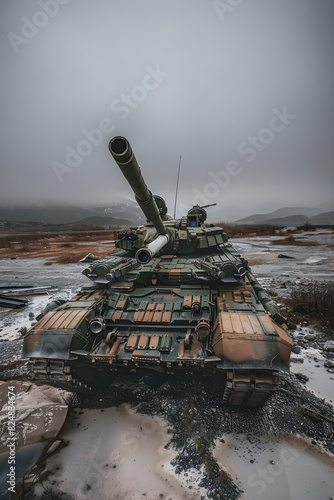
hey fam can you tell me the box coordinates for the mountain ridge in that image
[1,204,333,226]
[236,208,334,225]
[236,206,324,224]
[0,203,142,225]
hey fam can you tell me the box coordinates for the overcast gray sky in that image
[1,0,333,220]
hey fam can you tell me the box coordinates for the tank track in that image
[222,369,279,407]
[27,359,91,390]
[28,360,279,407]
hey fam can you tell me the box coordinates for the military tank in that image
[22,136,293,407]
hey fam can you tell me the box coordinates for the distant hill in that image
[0,203,143,225]
[236,206,324,224]
[267,214,309,225]
[310,210,334,225]
[1,203,333,227]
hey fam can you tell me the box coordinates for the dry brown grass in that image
[283,282,334,331]
[245,254,273,266]
[0,230,117,263]
[296,222,314,231]
[271,235,320,246]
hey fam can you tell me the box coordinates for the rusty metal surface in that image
[33,309,90,332]
[212,311,292,367]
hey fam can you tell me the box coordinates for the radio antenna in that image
[173,155,182,219]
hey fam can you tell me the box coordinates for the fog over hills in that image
[1,203,333,226]
[0,203,143,225]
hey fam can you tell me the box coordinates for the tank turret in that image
[109,137,233,265]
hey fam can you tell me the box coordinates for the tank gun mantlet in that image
[115,222,229,257]
[116,224,176,252]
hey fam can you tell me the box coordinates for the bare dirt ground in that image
[0,228,118,263]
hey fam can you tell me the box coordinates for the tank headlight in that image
[89,317,106,335]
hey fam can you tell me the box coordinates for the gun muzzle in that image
[135,234,169,264]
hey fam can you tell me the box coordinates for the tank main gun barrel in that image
[108,136,166,235]
[135,234,169,264]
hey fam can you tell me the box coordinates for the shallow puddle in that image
[291,346,334,403]
[37,405,202,500]
[213,434,334,500]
